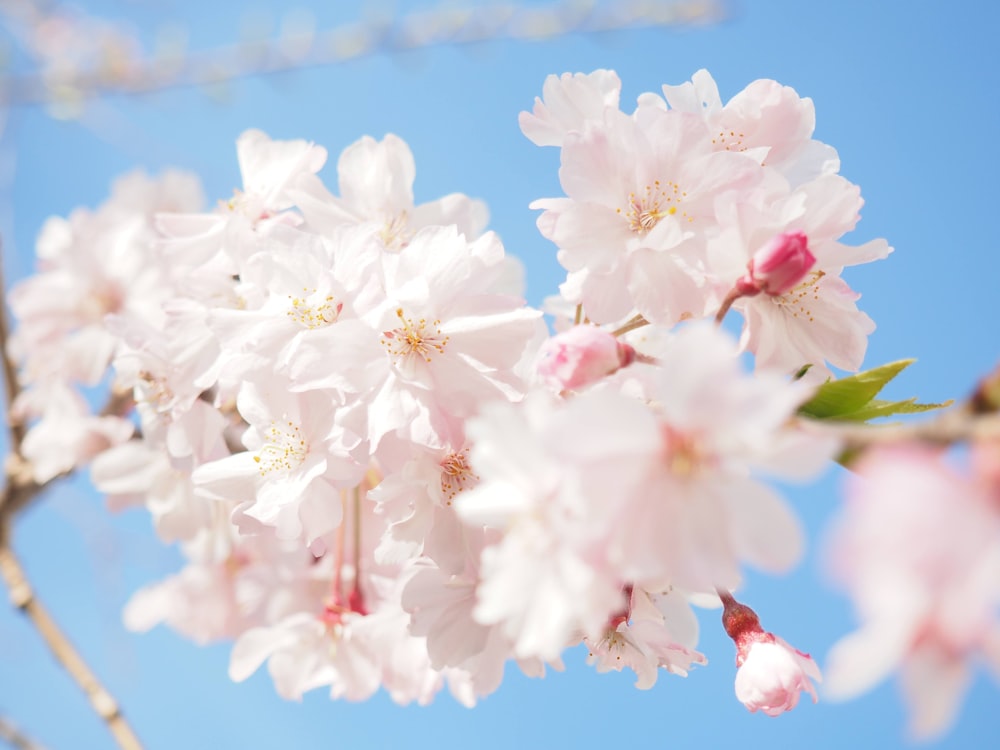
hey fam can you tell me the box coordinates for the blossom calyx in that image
[536,325,636,390]
[737,231,816,297]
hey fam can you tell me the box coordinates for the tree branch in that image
[0,238,24,449]
[0,715,48,750]
[0,523,143,750]
[0,241,143,748]
[804,407,1000,455]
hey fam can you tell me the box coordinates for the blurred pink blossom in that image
[536,325,635,390]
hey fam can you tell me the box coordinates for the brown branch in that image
[0,242,143,748]
[0,238,24,449]
[0,522,143,750]
[0,382,136,520]
[802,408,1000,455]
[0,714,48,750]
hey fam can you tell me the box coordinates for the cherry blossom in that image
[156,129,326,273]
[519,69,622,147]
[530,103,762,324]
[8,169,199,385]
[824,445,1000,739]
[584,587,706,689]
[292,133,488,251]
[15,381,134,483]
[602,323,835,593]
[192,379,366,546]
[659,68,840,186]
[707,171,891,378]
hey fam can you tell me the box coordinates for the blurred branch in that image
[0,238,142,748]
[0,0,728,113]
[813,409,1000,453]
[0,239,23,449]
[0,524,143,750]
[0,715,47,750]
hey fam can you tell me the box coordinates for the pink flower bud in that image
[537,325,635,390]
[737,231,816,297]
[721,592,821,717]
[735,637,821,717]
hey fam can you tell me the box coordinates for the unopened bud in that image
[719,591,821,717]
[737,231,816,297]
[537,325,636,390]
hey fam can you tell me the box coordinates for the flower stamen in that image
[381,308,449,364]
[440,449,479,505]
[616,180,691,233]
[287,287,342,329]
[771,270,825,323]
[254,420,308,476]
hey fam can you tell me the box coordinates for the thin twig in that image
[611,314,649,338]
[0,524,143,750]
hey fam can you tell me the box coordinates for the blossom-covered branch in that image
[1,63,995,743]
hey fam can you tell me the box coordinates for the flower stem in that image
[332,490,347,604]
[348,485,366,614]
[714,287,741,326]
[611,314,649,338]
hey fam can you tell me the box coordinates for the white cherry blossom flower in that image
[519,69,622,147]
[192,380,365,546]
[659,68,840,186]
[292,133,488,251]
[531,104,762,324]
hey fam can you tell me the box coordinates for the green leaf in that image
[831,397,953,422]
[797,359,951,423]
[798,359,915,419]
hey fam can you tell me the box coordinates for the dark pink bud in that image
[720,591,767,663]
[738,231,816,297]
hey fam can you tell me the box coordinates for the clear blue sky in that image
[1,1,998,748]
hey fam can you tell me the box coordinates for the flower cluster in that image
[523,69,890,379]
[7,69,931,721]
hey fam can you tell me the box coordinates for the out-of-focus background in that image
[0,1,997,748]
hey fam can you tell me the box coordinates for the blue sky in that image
[1,1,998,748]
